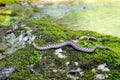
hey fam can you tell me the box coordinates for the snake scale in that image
[29,36,109,53]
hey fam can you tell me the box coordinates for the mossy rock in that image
[1,20,120,79]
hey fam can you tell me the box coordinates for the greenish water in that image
[39,2,120,37]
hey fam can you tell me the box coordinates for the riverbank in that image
[0,19,120,79]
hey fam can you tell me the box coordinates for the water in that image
[39,3,104,18]
[34,2,120,37]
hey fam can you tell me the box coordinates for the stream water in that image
[36,2,120,37]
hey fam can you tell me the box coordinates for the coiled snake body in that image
[29,37,109,53]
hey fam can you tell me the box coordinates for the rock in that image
[53,69,58,73]
[65,61,79,67]
[94,74,106,80]
[67,74,79,80]
[74,62,79,66]
[55,48,63,53]
[54,52,66,59]
[23,36,29,42]
[80,36,96,40]
[19,34,25,42]
[26,30,33,35]
[65,61,70,66]
[5,33,17,46]
[27,35,36,44]
[93,64,110,79]
[0,67,16,79]
[9,37,19,46]
[67,67,83,76]
[97,63,110,72]
[91,68,96,73]
[5,33,16,40]
[12,21,20,30]
[66,67,83,80]
[54,48,66,58]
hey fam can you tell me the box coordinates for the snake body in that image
[30,37,109,53]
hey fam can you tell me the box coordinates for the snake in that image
[5,28,109,53]
[29,36,109,53]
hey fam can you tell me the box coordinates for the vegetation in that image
[0,20,120,79]
[0,0,37,4]
[0,0,17,4]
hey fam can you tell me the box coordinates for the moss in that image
[0,0,36,4]
[0,20,120,79]
[0,0,17,4]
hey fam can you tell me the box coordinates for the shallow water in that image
[39,3,104,18]
[37,2,120,37]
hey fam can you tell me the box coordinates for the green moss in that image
[0,0,17,4]
[1,20,120,79]
[0,0,36,4]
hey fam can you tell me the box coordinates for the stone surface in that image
[97,63,110,72]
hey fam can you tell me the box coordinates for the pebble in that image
[0,67,16,79]
[12,21,20,30]
[97,63,110,72]
[74,62,79,66]
[53,69,57,73]
[94,74,106,80]
[55,48,63,53]
[23,36,29,42]
[65,61,70,66]
[26,30,33,34]
[67,74,79,80]
[19,34,25,42]
[54,48,66,58]
[67,67,83,75]
[91,68,96,73]
[55,53,66,59]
